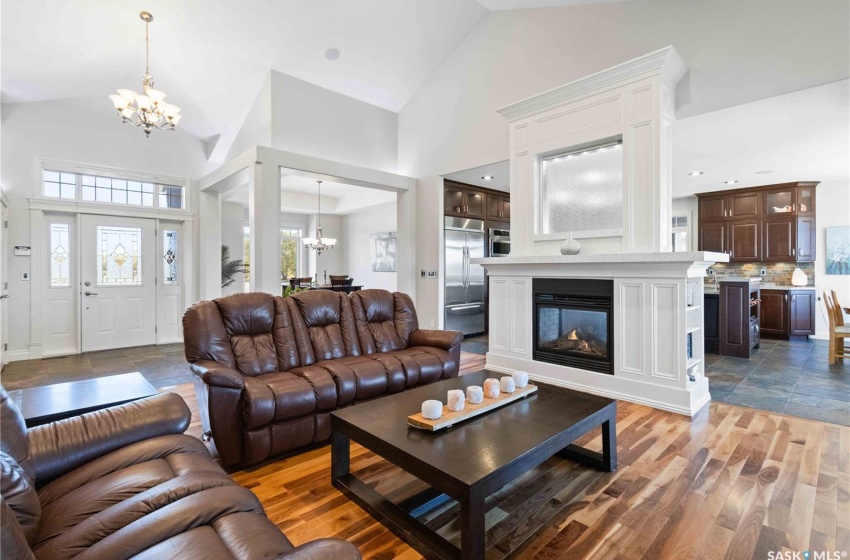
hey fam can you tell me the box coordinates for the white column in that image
[396,186,417,300]
[249,161,282,295]
[198,190,222,301]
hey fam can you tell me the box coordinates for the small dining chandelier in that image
[303,181,337,255]
[109,11,182,137]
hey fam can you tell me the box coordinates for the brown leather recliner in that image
[184,289,463,468]
[0,386,361,560]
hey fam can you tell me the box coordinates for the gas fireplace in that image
[533,278,614,374]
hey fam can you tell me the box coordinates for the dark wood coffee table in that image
[330,370,617,560]
[7,372,158,427]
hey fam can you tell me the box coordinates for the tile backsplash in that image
[707,262,815,286]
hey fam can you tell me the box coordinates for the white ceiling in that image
[2,0,847,171]
[444,161,510,192]
[672,80,849,197]
[478,0,638,9]
[0,0,487,144]
[223,173,397,215]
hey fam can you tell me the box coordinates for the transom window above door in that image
[42,169,184,209]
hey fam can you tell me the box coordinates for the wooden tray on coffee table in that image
[407,383,537,431]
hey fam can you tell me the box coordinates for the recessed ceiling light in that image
[724,180,738,185]
[689,171,704,176]
[755,170,775,174]
[325,48,340,61]
[482,175,494,180]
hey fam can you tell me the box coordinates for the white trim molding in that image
[496,46,687,121]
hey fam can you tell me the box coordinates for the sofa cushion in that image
[217,293,278,376]
[34,434,235,559]
[374,346,454,387]
[130,510,294,560]
[1,498,35,560]
[0,388,34,481]
[350,291,419,354]
[0,451,40,544]
[290,291,361,361]
[245,372,317,427]
[312,356,405,404]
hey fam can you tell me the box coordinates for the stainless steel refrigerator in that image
[445,217,486,336]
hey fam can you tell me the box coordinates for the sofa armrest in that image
[28,392,190,486]
[409,329,464,351]
[191,360,246,389]
[276,539,361,560]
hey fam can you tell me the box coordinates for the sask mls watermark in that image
[767,551,847,560]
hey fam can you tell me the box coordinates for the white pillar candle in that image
[500,376,516,394]
[466,386,483,404]
[512,371,529,388]
[447,390,465,412]
[422,400,443,420]
[483,379,500,399]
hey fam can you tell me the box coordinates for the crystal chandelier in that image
[109,12,182,137]
[303,181,337,255]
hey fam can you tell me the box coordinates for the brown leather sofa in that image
[184,289,462,468]
[0,386,360,560]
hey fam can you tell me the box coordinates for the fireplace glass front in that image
[533,279,613,374]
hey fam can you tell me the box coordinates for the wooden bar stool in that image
[824,291,850,364]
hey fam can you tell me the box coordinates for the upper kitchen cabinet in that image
[444,181,486,219]
[487,193,510,221]
[697,182,818,263]
[763,182,818,217]
[444,180,510,223]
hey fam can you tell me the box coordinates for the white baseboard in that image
[6,350,31,362]
[485,354,709,417]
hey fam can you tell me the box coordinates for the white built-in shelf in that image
[686,357,702,369]
[686,305,701,312]
[686,326,701,334]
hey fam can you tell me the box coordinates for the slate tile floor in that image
[1,337,847,426]
[0,343,193,391]
[705,338,850,426]
[461,334,489,356]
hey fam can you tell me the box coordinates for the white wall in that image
[341,202,397,292]
[270,72,398,173]
[226,76,272,163]
[813,180,850,339]
[221,202,246,295]
[0,97,215,359]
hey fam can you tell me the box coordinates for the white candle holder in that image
[421,400,443,419]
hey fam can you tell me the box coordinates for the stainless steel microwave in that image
[489,228,511,256]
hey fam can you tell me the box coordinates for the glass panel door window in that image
[163,230,179,285]
[671,213,690,252]
[97,226,143,286]
[49,224,71,287]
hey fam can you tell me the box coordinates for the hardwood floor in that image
[162,351,848,560]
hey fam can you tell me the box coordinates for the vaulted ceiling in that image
[2,0,847,171]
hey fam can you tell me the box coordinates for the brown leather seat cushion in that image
[34,434,237,558]
[372,346,454,387]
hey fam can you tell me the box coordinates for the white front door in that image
[80,215,156,351]
[1,199,8,365]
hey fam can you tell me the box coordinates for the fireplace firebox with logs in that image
[533,278,613,374]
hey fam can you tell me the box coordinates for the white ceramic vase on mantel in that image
[560,234,581,255]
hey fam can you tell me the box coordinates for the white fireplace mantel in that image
[473,251,729,416]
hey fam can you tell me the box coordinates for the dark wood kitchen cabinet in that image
[719,279,760,358]
[699,223,727,254]
[487,193,510,221]
[444,181,485,219]
[759,288,816,339]
[697,181,818,263]
[728,219,760,262]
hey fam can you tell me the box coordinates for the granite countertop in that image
[704,283,816,292]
